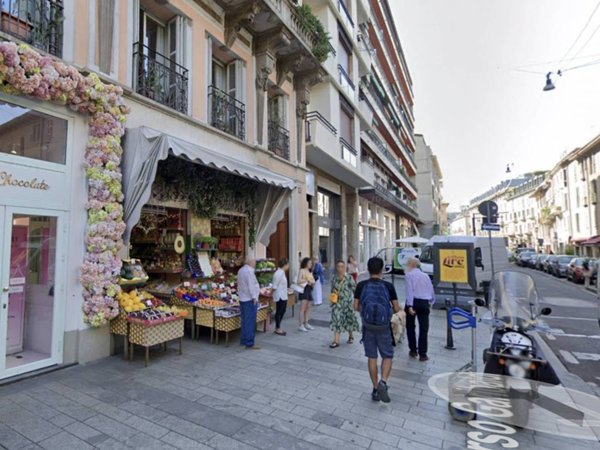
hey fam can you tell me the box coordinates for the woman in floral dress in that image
[329,260,360,348]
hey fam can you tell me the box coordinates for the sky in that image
[391,0,600,211]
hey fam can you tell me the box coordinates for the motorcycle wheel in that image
[448,401,476,422]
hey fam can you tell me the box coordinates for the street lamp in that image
[506,163,514,174]
[543,71,562,92]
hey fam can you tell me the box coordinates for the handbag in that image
[329,277,346,304]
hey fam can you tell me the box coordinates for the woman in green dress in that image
[329,260,360,348]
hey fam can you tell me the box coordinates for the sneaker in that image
[377,380,390,403]
[298,325,308,332]
[371,389,380,402]
[245,345,261,350]
[304,323,314,330]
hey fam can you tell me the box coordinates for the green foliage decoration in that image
[295,4,331,62]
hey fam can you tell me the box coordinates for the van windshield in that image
[420,246,433,263]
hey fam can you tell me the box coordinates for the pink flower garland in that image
[0,42,129,327]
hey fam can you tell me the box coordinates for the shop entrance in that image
[0,207,66,380]
[317,190,341,273]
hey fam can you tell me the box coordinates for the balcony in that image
[358,89,373,129]
[360,181,418,220]
[305,111,369,188]
[337,0,354,32]
[268,120,290,160]
[357,25,373,77]
[338,64,355,101]
[363,129,417,195]
[0,0,63,57]
[133,43,188,114]
[208,85,246,140]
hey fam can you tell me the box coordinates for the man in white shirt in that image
[237,257,261,350]
[272,259,290,336]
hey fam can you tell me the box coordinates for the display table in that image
[213,305,270,346]
[128,318,184,367]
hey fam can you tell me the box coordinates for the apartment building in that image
[415,134,444,238]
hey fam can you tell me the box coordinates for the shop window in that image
[318,192,330,217]
[318,226,330,237]
[0,100,67,165]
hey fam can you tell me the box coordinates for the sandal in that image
[329,342,340,348]
[347,337,354,344]
[274,330,287,336]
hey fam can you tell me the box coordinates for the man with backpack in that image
[354,257,401,403]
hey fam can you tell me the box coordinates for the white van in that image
[419,235,510,308]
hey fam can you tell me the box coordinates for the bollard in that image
[445,298,456,350]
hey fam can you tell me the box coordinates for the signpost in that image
[433,243,477,350]
[478,200,500,283]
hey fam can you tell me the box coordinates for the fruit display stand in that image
[128,317,184,367]
[110,312,131,359]
[213,303,270,346]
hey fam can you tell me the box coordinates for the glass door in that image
[0,207,65,379]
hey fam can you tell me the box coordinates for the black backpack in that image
[359,280,392,330]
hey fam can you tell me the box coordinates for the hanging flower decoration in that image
[0,42,129,327]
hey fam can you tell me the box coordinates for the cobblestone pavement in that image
[0,276,598,449]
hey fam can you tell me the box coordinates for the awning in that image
[572,236,591,244]
[582,235,600,245]
[122,127,295,246]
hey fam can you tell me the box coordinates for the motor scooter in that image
[449,270,560,426]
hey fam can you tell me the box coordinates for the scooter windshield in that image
[489,270,547,331]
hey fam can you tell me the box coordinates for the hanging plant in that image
[295,4,331,63]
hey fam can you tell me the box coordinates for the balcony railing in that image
[133,42,188,114]
[305,111,337,143]
[340,137,357,167]
[374,181,417,216]
[0,0,63,57]
[338,0,354,30]
[268,120,290,160]
[208,85,246,140]
[366,129,404,177]
[338,64,355,99]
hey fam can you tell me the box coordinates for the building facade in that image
[415,134,444,238]
[0,0,419,380]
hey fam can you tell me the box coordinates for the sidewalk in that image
[0,278,597,449]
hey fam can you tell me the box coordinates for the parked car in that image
[534,254,548,270]
[567,257,590,283]
[544,255,558,273]
[514,247,535,259]
[517,251,537,267]
[549,255,573,277]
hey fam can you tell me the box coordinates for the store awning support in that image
[122,126,296,247]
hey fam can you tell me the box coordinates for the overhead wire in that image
[558,0,600,66]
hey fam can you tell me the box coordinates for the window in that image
[576,213,580,233]
[318,192,330,217]
[0,100,67,165]
[318,227,330,237]
[591,179,598,204]
[563,168,568,187]
[338,29,352,76]
[340,100,356,166]
[576,188,580,208]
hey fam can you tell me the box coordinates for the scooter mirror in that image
[540,307,552,316]
[474,298,486,307]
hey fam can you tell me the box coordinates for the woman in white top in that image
[297,257,316,332]
[272,259,289,336]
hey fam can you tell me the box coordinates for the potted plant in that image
[196,236,218,250]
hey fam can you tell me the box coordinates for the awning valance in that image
[582,235,600,245]
[122,127,295,246]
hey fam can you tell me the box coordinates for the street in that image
[517,267,600,388]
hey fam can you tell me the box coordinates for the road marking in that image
[552,333,600,339]
[573,352,600,361]
[559,350,580,365]
[546,316,598,321]
[545,333,556,340]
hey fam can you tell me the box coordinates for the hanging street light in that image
[543,70,562,91]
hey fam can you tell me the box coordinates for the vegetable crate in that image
[128,318,184,367]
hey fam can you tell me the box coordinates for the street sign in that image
[478,200,499,223]
[481,222,501,231]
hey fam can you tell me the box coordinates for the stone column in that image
[345,188,360,266]
[255,51,275,147]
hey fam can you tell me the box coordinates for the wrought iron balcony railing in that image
[338,64,355,99]
[268,120,290,160]
[0,0,63,57]
[133,42,188,114]
[208,85,246,140]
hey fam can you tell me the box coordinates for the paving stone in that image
[63,421,109,444]
[93,437,131,450]
[159,415,216,442]
[126,414,169,438]
[0,424,36,450]
[123,432,178,449]
[118,399,169,422]
[83,414,138,441]
[38,431,92,450]
[160,431,213,449]
[206,433,261,450]
[47,413,76,428]
[315,423,372,447]
[310,410,345,428]
[297,428,365,450]
[9,417,61,443]
[340,421,399,447]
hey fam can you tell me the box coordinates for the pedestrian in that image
[312,257,324,306]
[347,255,359,283]
[404,257,435,361]
[272,258,290,336]
[237,257,261,350]
[297,257,315,332]
[354,257,400,403]
[329,260,360,348]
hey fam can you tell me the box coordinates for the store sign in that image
[432,242,477,291]
[439,248,469,283]
[0,170,50,190]
[0,163,66,209]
